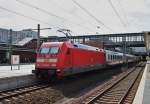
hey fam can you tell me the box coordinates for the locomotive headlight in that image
[36,58,44,62]
[49,59,57,63]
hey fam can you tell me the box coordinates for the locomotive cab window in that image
[40,46,59,54]
[40,47,50,54]
[50,47,59,54]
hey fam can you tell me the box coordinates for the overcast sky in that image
[0,0,149,37]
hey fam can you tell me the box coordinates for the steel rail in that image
[81,63,145,104]
[0,84,49,101]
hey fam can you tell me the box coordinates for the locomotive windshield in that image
[40,46,59,54]
[40,47,49,54]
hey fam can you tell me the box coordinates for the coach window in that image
[111,55,113,60]
[107,54,109,60]
[110,55,112,60]
[107,55,108,60]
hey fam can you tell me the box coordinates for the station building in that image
[0,28,37,64]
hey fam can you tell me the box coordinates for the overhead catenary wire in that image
[0,5,94,34]
[108,0,127,27]
[116,0,137,32]
[15,0,67,21]
[71,0,114,32]
[15,0,96,32]
[46,0,98,29]
[0,5,61,28]
[116,0,130,26]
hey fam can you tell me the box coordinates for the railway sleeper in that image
[100,95,123,100]
[96,100,118,104]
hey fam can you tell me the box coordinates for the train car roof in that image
[41,41,104,52]
[73,43,104,52]
[105,50,136,57]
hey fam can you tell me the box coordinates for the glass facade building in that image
[0,28,37,44]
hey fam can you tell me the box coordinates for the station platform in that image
[142,61,150,104]
[133,61,150,104]
[0,64,35,78]
[0,64,37,91]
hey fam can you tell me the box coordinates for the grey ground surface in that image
[0,64,34,78]
[143,62,150,104]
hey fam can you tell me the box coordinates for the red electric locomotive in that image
[35,41,106,78]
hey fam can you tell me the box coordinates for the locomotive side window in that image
[66,48,70,55]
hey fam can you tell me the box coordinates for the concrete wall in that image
[0,74,37,91]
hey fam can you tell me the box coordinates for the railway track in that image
[123,65,144,104]
[71,62,145,104]
[0,64,124,104]
[0,62,145,104]
[0,84,50,101]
